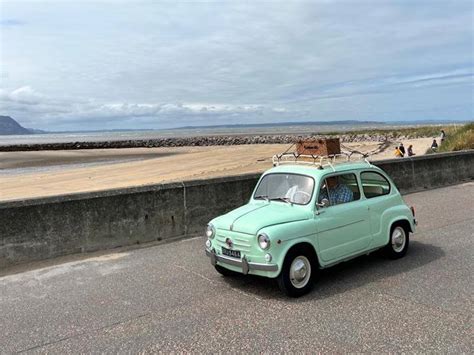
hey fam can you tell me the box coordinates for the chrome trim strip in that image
[205,248,278,273]
[317,219,365,234]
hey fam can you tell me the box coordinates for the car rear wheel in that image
[277,246,317,297]
[214,264,240,277]
[385,224,409,259]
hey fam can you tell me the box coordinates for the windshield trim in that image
[253,172,315,206]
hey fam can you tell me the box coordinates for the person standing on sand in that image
[399,142,406,156]
[407,145,415,156]
[440,129,446,142]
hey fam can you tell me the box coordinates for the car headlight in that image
[206,224,216,239]
[258,233,270,250]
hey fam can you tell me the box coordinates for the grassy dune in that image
[325,124,462,138]
[437,123,474,152]
[324,122,473,153]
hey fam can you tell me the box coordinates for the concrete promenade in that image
[1,183,473,353]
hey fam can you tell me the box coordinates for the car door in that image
[360,170,393,245]
[315,172,372,263]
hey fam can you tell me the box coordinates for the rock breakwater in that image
[0,133,411,151]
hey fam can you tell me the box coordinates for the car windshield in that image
[254,173,314,205]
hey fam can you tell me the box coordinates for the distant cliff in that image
[0,115,31,135]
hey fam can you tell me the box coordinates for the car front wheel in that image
[385,224,409,259]
[277,246,317,297]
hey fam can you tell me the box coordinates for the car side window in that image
[360,171,391,198]
[318,173,360,206]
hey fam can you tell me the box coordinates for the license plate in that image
[222,247,241,259]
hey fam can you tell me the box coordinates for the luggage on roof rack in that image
[296,138,341,156]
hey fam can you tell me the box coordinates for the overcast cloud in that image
[0,0,472,130]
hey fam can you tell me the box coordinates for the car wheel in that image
[277,246,317,297]
[214,264,240,277]
[385,224,409,259]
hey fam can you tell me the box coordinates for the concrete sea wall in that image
[1,150,473,268]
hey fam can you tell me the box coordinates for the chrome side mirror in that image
[316,198,329,208]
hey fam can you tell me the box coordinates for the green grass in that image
[437,123,474,152]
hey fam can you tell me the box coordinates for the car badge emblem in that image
[225,238,233,248]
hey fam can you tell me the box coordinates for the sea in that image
[0,122,429,146]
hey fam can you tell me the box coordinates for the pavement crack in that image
[174,264,263,301]
[175,264,216,285]
[16,313,149,354]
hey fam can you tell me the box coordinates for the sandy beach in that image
[0,138,432,202]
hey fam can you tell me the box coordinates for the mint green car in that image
[205,161,416,297]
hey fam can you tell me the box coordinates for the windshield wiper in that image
[254,195,269,201]
[270,197,291,204]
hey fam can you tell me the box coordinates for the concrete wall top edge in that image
[181,172,262,187]
[0,172,264,209]
[1,150,472,209]
[0,182,182,209]
[374,149,474,165]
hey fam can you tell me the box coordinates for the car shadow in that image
[217,241,445,301]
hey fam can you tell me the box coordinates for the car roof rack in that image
[272,151,372,171]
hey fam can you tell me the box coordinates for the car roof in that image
[264,161,382,178]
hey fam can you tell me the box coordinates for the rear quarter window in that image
[360,171,391,198]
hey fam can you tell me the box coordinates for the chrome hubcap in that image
[289,256,311,289]
[392,227,406,253]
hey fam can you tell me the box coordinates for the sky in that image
[0,0,473,131]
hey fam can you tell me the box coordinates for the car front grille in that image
[215,230,254,253]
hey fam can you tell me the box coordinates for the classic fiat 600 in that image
[205,159,416,297]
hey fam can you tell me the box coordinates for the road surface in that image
[1,183,473,353]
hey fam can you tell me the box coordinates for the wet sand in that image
[0,150,178,170]
[0,138,432,201]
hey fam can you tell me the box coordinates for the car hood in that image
[213,202,312,235]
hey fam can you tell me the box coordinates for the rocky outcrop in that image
[0,116,31,135]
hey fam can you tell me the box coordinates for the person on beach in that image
[394,146,404,158]
[431,139,438,151]
[399,142,406,156]
[440,129,446,142]
[407,145,415,156]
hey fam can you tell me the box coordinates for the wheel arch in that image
[385,218,412,247]
[282,241,321,269]
[391,218,413,233]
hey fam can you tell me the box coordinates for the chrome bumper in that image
[205,248,278,275]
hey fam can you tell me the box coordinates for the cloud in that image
[3,86,44,104]
[0,87,294,129]
[0,1,472,130]
[0,19,24,26]
[287,69,474,104]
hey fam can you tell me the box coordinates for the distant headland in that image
[0,115,32,135]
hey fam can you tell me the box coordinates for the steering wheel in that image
[292,190,311,204]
